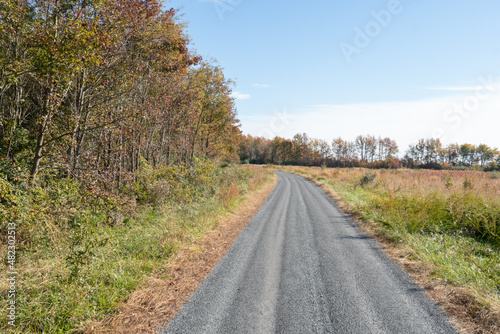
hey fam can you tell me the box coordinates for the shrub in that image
[0,177,16,206]
[445,178,453,189]
[463,177,473,190]
[360,171,377,186]
[484,161,499,172]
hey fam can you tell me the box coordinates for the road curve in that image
[162,171,457,334]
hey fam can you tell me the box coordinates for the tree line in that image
[405,139,499,169]
[239,134,500,170]
[239,134,400,168]
[0,0,240,190]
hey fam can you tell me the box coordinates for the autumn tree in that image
[377,137,398,160]
[442,143,460,165]
[476,144,497,166]
[459,144,477,166]
[0,0,241,192]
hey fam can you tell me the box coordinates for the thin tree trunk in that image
[30,128,45,181]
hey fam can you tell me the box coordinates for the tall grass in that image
[0,162,273,333]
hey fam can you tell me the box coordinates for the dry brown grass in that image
[219,182,240,209]
[85,172,278,334]
[288,166,500,201]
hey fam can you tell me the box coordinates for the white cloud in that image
[252,83,270,88]
[427,86,495,92]
[239,92,500,152]
[230,92,251,100]
[428,87,475,91]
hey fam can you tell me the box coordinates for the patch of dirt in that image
[85,174,279,334]
[302,174,500,334]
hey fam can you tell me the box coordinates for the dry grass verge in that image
[283,167,499,334]
[86,172,279,334]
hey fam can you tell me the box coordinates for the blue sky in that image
[168,0,500,152]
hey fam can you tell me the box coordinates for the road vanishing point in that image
[163,171,458,334]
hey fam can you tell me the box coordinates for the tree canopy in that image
[0,0,241,189]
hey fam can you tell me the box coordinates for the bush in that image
[0,158,28,185]
[445,178,453,189]
[421,162,443,170]
[0,177,17,206]
[463,177,473,190]
[360,171,377,186]
[484,161,499,172]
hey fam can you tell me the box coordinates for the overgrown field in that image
[0,162,273,333]
[280,166,500,324]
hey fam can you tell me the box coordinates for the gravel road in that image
[162,171,457,334]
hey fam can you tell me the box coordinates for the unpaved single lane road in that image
[163,172,457,334]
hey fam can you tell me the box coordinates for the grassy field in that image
[0,163,273,333]
[279,166,500,332]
